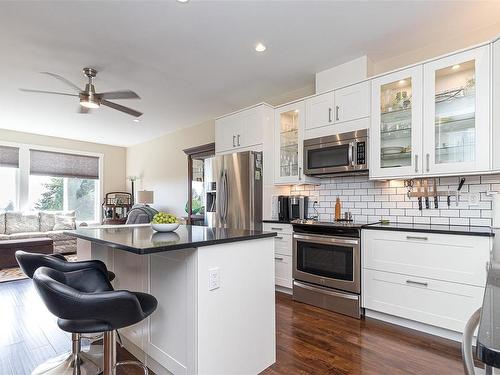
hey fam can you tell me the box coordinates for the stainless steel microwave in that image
[303,129,368,176]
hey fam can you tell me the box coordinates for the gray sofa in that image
[0,211,77,254]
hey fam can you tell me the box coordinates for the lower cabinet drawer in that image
[274,234,292,256]
[275,254,292,289]
[263,222,293,235]
[362,269,484,333]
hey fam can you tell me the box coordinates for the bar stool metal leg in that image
[102,330,148,375]
[31,333,101,375]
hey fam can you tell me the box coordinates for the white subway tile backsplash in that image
[291,175,493,226]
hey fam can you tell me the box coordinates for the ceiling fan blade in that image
[98,90,140,100]
[101,99,143,118]
[19,88,78,97]
[78,105,91,114]
[40,72,82,92]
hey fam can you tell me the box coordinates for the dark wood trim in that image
[183,142,215,158]
[184,143,215,225]
[187,155,193,224]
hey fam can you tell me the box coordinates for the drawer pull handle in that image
[270,227,283,231]
[406,280,428,287]
[406,236,428,241]
[275,236,283,240]
[275,257,284,261]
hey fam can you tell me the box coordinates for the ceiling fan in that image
[20,67,143,118]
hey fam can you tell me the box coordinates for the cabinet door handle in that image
[415,154,418,173]
[328,107,332,123]
[237,134,241,146]
[275,236,283,240]
[232,135,236,147]
[406,235,428,240]
[335,106,340,121]
[270,227,283,231]
[426,153,430,172]
[275,257,284,261]
[406,280,428,287]
[299,167,302,181]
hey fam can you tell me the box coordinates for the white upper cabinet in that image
[493,39,500,171]
[334,81,371,123]
[274,101,317,185]
[305,92,334,130]
[215,104,269,154]
[371,66,423,179]
[371,44,491,179]
[422,45,490,175]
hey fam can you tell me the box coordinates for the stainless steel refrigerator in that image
[204,151,263,230]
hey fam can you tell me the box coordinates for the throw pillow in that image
[5,212,40,234]
[53,215,76,231]
[40,210,76,232]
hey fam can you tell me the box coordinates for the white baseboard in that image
[365,309,464,342]
[275,285,292,295]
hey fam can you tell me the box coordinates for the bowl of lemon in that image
[151,212,180,232]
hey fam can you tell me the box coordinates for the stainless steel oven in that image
[303,129,368,176]
[292,222,362,318]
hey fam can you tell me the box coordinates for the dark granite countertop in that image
[262,219,291,224]
[362,222,494,237]
[65,225,277,255]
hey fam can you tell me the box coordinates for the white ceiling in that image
[1,1,500,147]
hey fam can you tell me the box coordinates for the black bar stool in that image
[33,266,157,375]
[15,251,115,375]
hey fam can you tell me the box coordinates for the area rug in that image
[0,254,77,283]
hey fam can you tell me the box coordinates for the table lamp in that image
[137,190,154,206]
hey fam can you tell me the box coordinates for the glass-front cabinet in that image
[371,66,423,178]
[274,101,316,184]
[371,45,490,179]
[422,45,490,175]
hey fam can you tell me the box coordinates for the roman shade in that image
[30,149,99,179]
[0,146,19,168]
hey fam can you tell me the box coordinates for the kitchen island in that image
[66,224,277,375]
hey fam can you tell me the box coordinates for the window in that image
[28,176,98,221]
[0,167,18,211]
[29,149,100,222]
[0,146,20,211]
[0,144,101,222]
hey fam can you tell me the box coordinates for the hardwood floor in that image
[264,292,465,375]
[0,280,465,374]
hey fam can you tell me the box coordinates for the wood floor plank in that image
[0,279,467,374]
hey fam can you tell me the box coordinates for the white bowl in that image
[151,223,180,232]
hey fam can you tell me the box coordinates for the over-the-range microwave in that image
[303,129,368,177]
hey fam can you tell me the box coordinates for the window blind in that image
[30,149,99,179]
[0,146,20,168]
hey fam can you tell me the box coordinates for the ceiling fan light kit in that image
[20,67,143,118]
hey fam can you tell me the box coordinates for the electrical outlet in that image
[208,267,220,291]
[468,192,480,206]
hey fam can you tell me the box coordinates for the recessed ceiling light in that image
[398,80,406,85]
[255,43,267,52]
[452,64,460,70]
[133,118,140,123]
[177,0,189,3]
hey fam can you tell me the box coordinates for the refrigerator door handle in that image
[218,170,226,224]
[223,170,229,222]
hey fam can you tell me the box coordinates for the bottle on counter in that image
[335,197,341,221]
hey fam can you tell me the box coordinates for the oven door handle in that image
[294,281,359,300]
[293,233,359,246]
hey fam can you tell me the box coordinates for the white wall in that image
[0,128,127,194]
[126,120,215,217]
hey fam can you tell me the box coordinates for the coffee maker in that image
[277,196,290,222]
[289,195,308,220]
